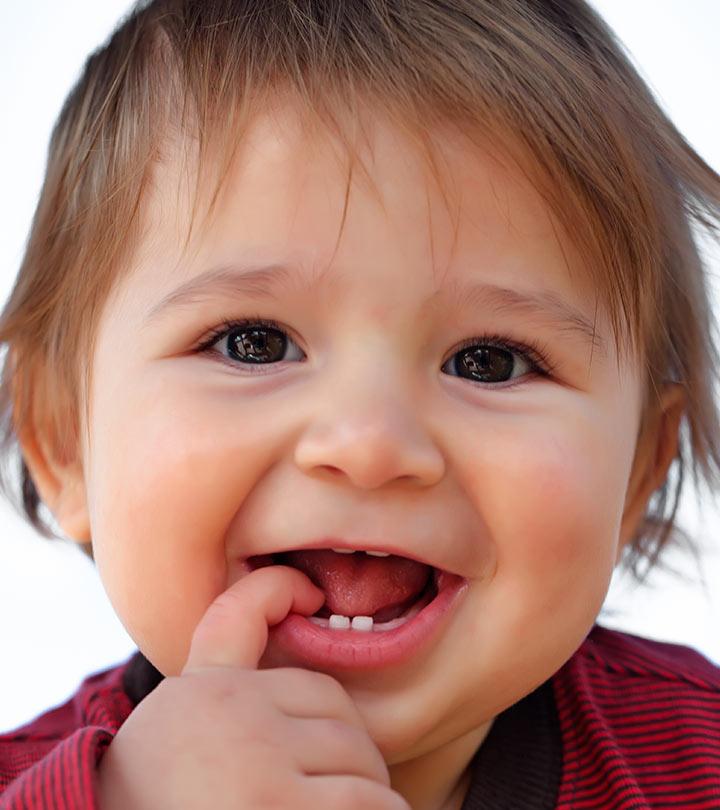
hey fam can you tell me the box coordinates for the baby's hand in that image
[95,566,410,810]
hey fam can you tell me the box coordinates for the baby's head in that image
[2,0,719,762]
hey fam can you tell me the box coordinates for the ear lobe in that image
[18,415,91,544]
[617,382,686,561]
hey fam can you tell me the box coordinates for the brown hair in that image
[1,0,719,581]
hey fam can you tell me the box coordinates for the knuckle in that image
[353,782,406,810]
[319,716,353,738]
[183,674,245,713]
[176,670,282,735]
[281,668,357,711]
[327,778,379,808]
[317,718,369,752]
[328,780,360,806]
[311,673,358,712]
[245,767,296,809]
[286,667,343,694]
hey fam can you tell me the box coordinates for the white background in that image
[0,1,719,733]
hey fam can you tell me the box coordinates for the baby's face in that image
[82,102,643,760]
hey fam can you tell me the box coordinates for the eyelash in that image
[194,316,557,381]
[452,333,555,378]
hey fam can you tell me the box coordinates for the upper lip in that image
[249,537,462,576]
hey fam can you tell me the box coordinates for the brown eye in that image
[443,342,534,384]
[227,324,288,364]
[200,318,304,370]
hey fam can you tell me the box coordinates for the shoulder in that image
[555,623,720,719]
[569,623,720,694]
[0,656,138,799]
[551,625,720,808]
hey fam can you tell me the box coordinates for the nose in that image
[293,366,446,490]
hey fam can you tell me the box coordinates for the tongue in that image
[280,549,430,619]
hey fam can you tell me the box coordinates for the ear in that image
[617,382,686,561]
[17,402,91,545]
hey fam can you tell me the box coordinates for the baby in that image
[1,1,720,808]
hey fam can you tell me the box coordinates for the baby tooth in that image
[329,614,351,629]
[331,548,355,554]
[351,616,373,632]
[365,550,390,557]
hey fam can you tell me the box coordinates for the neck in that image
[388,721,492,810]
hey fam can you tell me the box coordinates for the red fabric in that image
[554,626,720,809]
[1,625,719,808]
[0,663,132,809]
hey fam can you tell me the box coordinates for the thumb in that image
[182,565,325,673]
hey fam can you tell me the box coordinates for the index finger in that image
[182,565,325,673]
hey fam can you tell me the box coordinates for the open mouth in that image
[247,549,441,632]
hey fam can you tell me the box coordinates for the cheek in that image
[462,409,632,616]
[85,369,284,675]
[509,438,621,570]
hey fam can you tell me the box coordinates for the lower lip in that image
[268,572,468,671]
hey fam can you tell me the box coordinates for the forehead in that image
[129,101,608,349]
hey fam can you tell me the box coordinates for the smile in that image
[245,547,469,671]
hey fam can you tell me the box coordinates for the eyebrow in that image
[435,277,605,357]
[144,262,605,356]
[145,264,310,323]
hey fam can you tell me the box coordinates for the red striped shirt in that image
[0,664,130,809]
[552,627,720,809]
[0,624,718,808]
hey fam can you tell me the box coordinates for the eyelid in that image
[194,316,297,353]
[449,332,556,377]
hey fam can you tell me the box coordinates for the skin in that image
[22,100,684,810]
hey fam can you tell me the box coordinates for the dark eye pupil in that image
[229,326,286,363]
[458,346,514,382]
